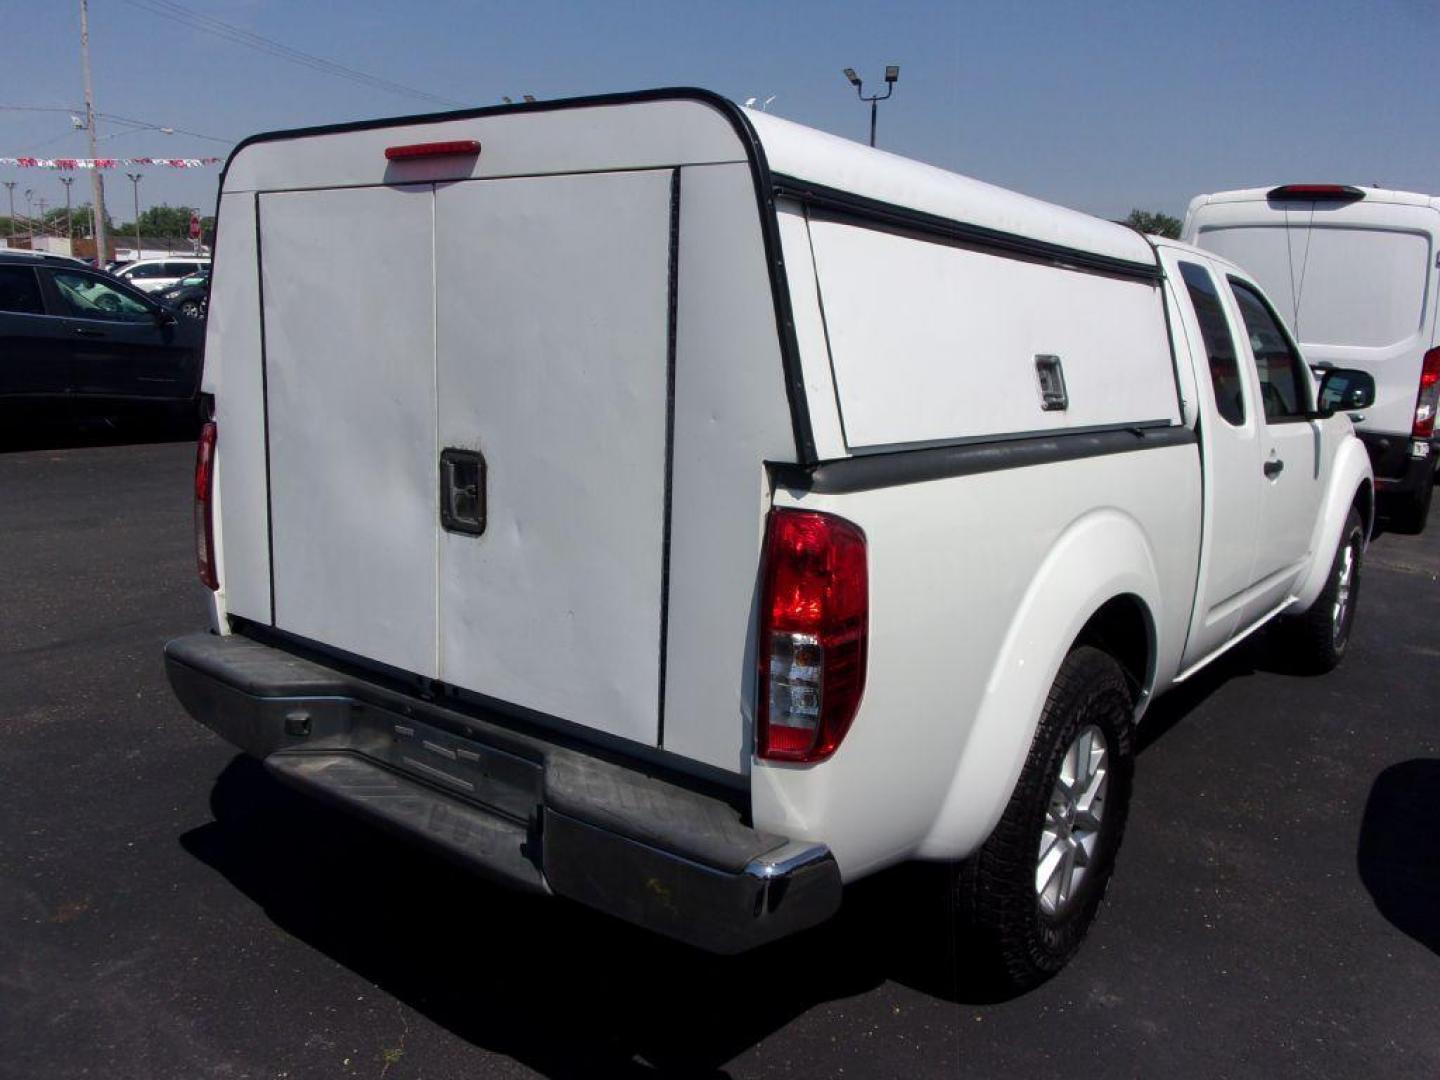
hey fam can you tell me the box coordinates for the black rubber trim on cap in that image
[772,175,1164,284]
[773,423,1199,495]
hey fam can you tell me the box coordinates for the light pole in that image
[842,65,900,148]
[24,189,33,241]
[126,172,143,259]
[3,182,15,239]
[60,176,75,241]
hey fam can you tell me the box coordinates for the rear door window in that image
[0,265,45,315]
[1228,278,1312,421]
[1178,261,1246,426]
[1197,224,1430,348]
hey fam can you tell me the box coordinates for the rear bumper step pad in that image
[164,632,840,954]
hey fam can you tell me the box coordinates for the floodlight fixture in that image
[841,64,901,146]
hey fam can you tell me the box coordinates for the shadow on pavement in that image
[1357,759,1440,956]
[0,409,197,453]
[181,757,1010,1077]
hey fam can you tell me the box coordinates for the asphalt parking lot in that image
[2,430,1438,1079]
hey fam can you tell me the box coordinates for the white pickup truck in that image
[165,89,1376,988]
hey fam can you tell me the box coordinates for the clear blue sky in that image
[5,0,1439,225]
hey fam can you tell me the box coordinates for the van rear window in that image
[1197,224,1430,349]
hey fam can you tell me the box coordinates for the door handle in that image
[1263,458,1285,479]
[73,327,106,338]
[439,448,486,536]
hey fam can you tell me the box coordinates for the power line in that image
[96,111,233,145]
[0,104,233,145]
[117,0,465,108]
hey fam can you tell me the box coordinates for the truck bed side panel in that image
[754,443,1202,876]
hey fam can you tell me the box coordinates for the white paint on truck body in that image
[201,91,1372,883]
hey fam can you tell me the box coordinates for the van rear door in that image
[1190,198,1439,437]
[258,170,673,747]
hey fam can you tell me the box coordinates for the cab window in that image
[50,270,154,323]
[1228,278,1311,421]
[1178,261,1245,426]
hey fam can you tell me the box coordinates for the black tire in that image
[1386,473,1433,535]
[950,646,1134,990]
[1279,506,1365,673]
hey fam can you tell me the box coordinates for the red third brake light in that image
[1414,347,1440,439]
[384,139,481,161]
[757,509,868,763]
[1266,183,1365,203]
[195,421,218,590]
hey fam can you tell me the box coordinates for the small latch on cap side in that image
[1035,354,1069,411]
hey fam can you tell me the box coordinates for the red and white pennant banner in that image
[0,157,223,169]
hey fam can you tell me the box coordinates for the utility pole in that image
[126,172,143,259]
[80,0,109,263]
[3,182,14,239]
[60,176,75,241]
[24,189,33,241]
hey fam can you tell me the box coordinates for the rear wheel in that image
[1279,506,1365,672]
[950,646,1134,990]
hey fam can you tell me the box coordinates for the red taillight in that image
[757,509,868,763]
[195,421,218,590]
[1414,347,1440,439]
[1267,183,1365,203]
[384,139,481,161]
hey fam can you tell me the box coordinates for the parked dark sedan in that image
[154,265,211,320]
[0,253,203,421]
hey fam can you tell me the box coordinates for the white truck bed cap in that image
[220,88,1156,272]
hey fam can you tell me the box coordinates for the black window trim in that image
[1176,258,1249,429]
[1224,273,1316,424]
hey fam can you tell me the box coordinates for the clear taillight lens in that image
[195,421,218,590]
[757,509,868,763]
[1413,347,1440,439]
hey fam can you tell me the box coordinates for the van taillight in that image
[195,421,218,590]
[1415,348,1440,439]
[757,509,868,763]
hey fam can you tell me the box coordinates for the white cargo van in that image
[166,90,1375,988]
[1184,185,1440,531]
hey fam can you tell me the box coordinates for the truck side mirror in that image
[1316,368,1376,417]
